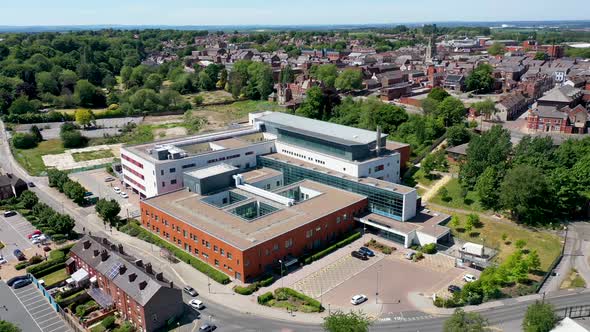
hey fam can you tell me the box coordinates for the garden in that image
[257,287,324,313]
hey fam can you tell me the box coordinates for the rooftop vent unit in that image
[233,174,294,207]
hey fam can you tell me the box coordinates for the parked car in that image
[13,249,25,261]
[3,210,16,217]
[351,251,368,260]
[404,251,416,260]
[358,247,375,257]
[199,324,216,332]
[189,299,205,310]
[120,192,129,199]
[13,278,32,289]
[83,191,94,197]
[32,238,41,244]
[183,286,198,297]
[351,294,368,305]
[105,177,115,182]
[0,255,7,265]
[113,187,121,193]
[28,230,42,239]
[448,285,461,293]
[27,182,35,187]
[43,246,51,252]
[463,274,477,282]
[7,275,29,287]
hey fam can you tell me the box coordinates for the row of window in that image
[122,154,143,169]
[281,149,326,165]
[125,175,146,191]
[123,164,145,180]
[161,179,178,188]
[207,153,241,164]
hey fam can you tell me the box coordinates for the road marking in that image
[40,318,63,329]
[29,302,52,311]
[23,298,45,306]
[0,215,32,246]
[8,283,46,332]
[20,292,41,301]
[35,309,56,320]
[45,324,68,332]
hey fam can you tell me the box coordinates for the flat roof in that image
[240,167,282,183]
[143,180,367,250]
[360,210,450,238]
[213,138,250,149]
[258,112,387,145]
[185,163,237,179]
[261,153,415,195]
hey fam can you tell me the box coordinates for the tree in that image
[183,110,207,134]
[460,125,512,189]
[322,310,372,332]
[74,80,105,107]
[427,87,450,102]
[534,52,548,60]
[59,69,79,91]
[312,64,338,88]
[527,250,541,272]
[466,64,495,93]
[421,150,448,177]
[61,129,87,148]
[443,309,489,332]
[144,73,163,91]
[471,99,497,120]
[335,69,363,91]
[63,180,86,205]
[279,65,295,84]
[75,109,94,128]
[47,169,70,189]
[0,320,22,332]
[522,301,557,332]
[296,86,328,120]
[11,133,38,149]
[464,217,474,234]
[515,239,527,249]
[217,68,228,89]
[95,198,121,225]
[450,215,460,228]
[19,190,39,209]
[488,42,506,56]
[500,165,553,224]
[467,213,481,228]
[30,125,43,142]
[446,124,470,147]
[434,96,465,127]
[36,71,59,95]
[475,166,502,210]
[8,96,36,115]
[193,95,204,106]
[198,71,215,91]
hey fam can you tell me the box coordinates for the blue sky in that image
[1,0,587,26]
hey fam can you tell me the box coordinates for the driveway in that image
[0,212,36,261]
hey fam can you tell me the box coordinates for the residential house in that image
[0,174,27,200]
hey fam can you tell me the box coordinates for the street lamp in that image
[205,256,211,293]
[561,225,569,256]
[278,259,284,289]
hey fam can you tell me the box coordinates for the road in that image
[2,120,590,331]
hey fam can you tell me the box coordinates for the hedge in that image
[234,283,258,295]
[124,221,230,284]
[304,231,361,264]
[26,247,70,276]
[257,292,274,305]
[275,288,323,311]
[259,274,275,287]
[15,261,31,270]
[32,262,66,278]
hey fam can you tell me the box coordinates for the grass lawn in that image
[402,166,440,188]
[430,178,486,212]
[560,269,587,289]
[90,124,154,146]
[72,149,114,162]
[185,90,234,105]
[42,268,69,287]
[56,108,108,116]
[199,100,284,121]
[439,207,562,271]
[12,139,65,176]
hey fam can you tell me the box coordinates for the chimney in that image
[118,244,124,254]
[155,272,163,281]
[110,244,117,251]
[119,264,127,275]
[145,263,152,274]
[169,281,174,289]
[100,249,108,262]
[128,273,137,282]
[93,249,100,257]
[139,281,148,290]
[376,126,382,156]
[102,238,108,245]
[83,240,91,250]
[135,259,143,268]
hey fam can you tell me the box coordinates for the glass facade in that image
[230,201,279,221]
[258,156,405,220]
[278,129,352,160]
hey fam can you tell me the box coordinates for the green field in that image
[198,100,284,120]
[430,178,485,212]
[72,149,114,162]
[89,124,154,146]
[12,139,65,176]
[185,90,234,105]
[440,207,561,271]
[42,268,69,287]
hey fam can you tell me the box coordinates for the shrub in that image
[304,232,361,264]
[15,261,31,270]
[275,288,323,312]
[421,243,437,254]
[382,246,393,255]
[257,291,274,305]
[12,133,38,149]
[29,255,44,264]
[234,283,258,295]
[414,252,424,261]
[101,315,116,329]
[259,274,275,287]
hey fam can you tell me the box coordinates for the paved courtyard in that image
[42,144,122,171]
[0,212,37,262]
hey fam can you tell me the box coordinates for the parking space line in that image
[15,288,37,296]
[19,291,41,299]
[29,302,53,312]
[40,319,63,330]
[38,315,61,325]
[0,216,32,244]
[45,324,68,332]
[22,298,45,306]
[35,309,55,319]
[7,284,45,332]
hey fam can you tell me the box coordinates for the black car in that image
[351,251,369,260]
[13,249,25,261]
[13,279,32,289]
[199,324,217,332]
[358,247,375,257]
[7,275,29,287]
[448,285,461,293]
[183,286,198,297]
[27,182,35,187]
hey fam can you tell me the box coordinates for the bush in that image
[101,315,116,329]
[382,246,393,255]
[29,255,44,264]
[421,243,437,254]
[12,133,38,149]
[259,274,275,287]
[304,232,361,264]
[15,261,31,270]
[257,292,275,305]
[275,288,323,312]
[413,252,424,261]
[234,283,258,295]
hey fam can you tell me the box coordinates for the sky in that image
[1,0,588,26]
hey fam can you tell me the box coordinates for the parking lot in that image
[0,212,37,262]
[69,169,141,218]
[0,282,71,332]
